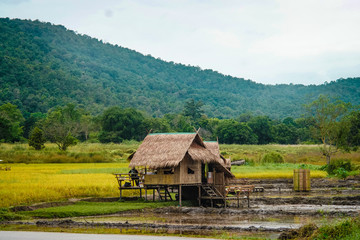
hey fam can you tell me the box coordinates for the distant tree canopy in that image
[0,18,360,119]
[0,103,24,142]
[98,107,146,143]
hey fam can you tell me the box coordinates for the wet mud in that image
[5,177,360,239]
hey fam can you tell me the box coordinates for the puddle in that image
[72,211,346,239]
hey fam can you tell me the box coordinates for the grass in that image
[19,200,182,218]
[0,141,140,163]
[286,217,360,240]
[310,217,360,240]
[221,144,360,165]
[231,163,327,179]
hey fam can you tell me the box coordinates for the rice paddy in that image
[0,142,359,208]
[0,163,129,208]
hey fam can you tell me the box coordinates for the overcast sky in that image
[1,0,360,85]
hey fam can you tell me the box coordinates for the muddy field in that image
[4,177,360,239]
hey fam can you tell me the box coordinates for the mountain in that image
[0,18,359,119]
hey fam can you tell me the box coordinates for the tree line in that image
[1,96,359,155]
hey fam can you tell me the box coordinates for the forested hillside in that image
[0,18,359,119]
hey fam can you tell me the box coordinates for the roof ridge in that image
[149,132,195,135]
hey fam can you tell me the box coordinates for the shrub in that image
[28,127,46,150]
[261,152,284,164]
[326,159,353,177]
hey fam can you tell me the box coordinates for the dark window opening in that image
[164,168,174,174]
[188,168,194,174]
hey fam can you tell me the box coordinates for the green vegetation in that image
[0,208,28,222]
[28,127,46,150]
[306,95,354,164]
[283,217,360,240]
[261,152,284,164]
[0,142,139,163]
[19,201,181,219]
[311,217,360,240]
[231,163,327,179]
[1,18,360,120]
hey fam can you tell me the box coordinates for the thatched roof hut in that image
[129,133,222,169]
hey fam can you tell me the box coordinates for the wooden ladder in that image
[156,187,173,201]
[202,185,222,197]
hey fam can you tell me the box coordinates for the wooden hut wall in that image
[144,167,180,185]
[215,172,226,195]
[179,155,201,184]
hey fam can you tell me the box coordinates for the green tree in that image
[183,99,204,122]
[248,116,274,144]
[98,107,146,143]
[345,110,360,149]
[273,123,298,144]
[23,112,46,139]
[28,127,46,150]
[305,95,351,164]
[41,103,81,151]
[216,119,257,144]
[163,113,193,132]
[143,117,171,133]
[0,103,24,142]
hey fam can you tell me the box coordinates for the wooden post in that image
[120,188,122,201]
[179,185,182,207]
[145,187,147,201]
[198,186,201,206]
[247,191,250,208]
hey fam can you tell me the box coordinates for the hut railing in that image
[114,173,145,188]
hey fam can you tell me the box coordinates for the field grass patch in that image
[21,201,181,218]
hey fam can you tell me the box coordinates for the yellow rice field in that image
[0,163,130,208]
[233,169,327,179]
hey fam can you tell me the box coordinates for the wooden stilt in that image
[198,186,201,206]
[120,188,122,200]
[247,191,250,208]
[237,194,240,208]
[179,185,182,207]
[145,187,147,201]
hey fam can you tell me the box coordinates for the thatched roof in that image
[129,133,222,169]
[204,141,231,168]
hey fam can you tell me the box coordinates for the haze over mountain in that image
[1,18,359,119]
